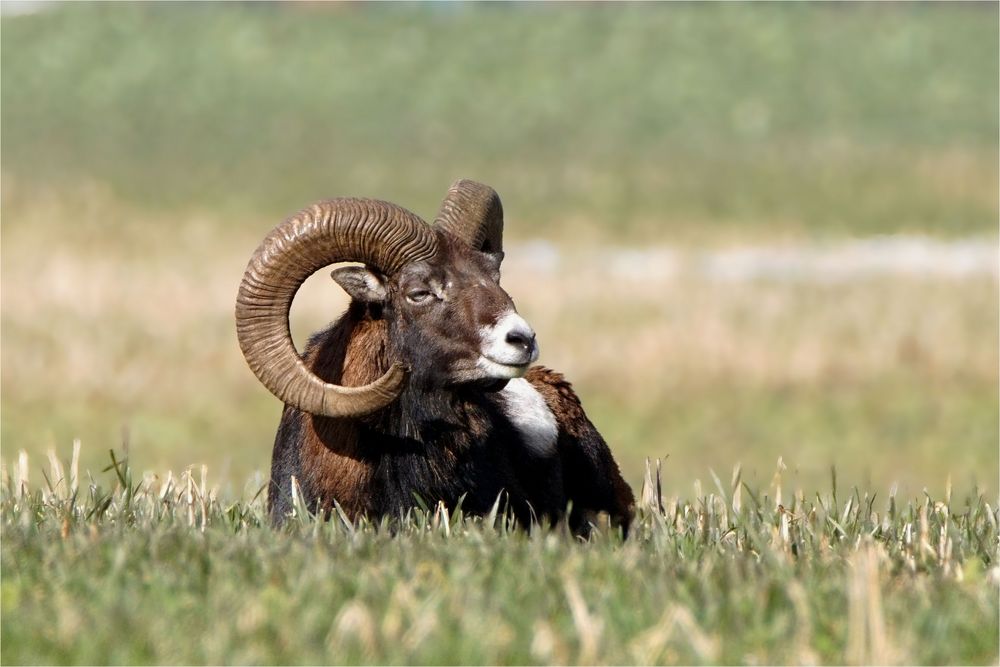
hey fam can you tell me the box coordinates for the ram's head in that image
[235,180,539,418]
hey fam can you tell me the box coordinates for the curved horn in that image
[433,179,504,253]
[235,198,437,418]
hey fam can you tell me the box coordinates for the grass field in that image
[2,2,998,664]
[2,451,998,665]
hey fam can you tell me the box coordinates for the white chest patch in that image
[499,378,559,456]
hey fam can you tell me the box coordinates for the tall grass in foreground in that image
[2,448,997,665]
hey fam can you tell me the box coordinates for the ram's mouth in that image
[478,356,531,379]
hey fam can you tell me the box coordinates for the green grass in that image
[2,3,997,241]
[2,451,997,665]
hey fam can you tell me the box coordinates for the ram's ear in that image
[482,251,504,282]
[331,266,388,303]
[483,251,504,268]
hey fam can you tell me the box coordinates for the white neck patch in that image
[498,378,558,457]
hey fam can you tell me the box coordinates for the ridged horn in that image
[235,198,437,418]
[433,179,504,253]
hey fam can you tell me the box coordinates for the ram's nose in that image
[505,326,537,359]
[494,314,539,365]
[505,327,534,350]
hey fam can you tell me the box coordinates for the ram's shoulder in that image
[524,366,587,430]
[525,365,578,399]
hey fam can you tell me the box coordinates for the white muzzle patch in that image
[477,311,539,379]
[499,378,558,456]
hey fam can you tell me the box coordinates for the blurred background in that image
[2,2,996,499]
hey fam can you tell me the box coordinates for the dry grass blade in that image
[731,463,743,514]
[629,604,720,664]
[847,542,896,665]
[562,575,603,665]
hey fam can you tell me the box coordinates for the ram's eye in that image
[406,289,433,304]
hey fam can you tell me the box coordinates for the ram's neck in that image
[301,306,389,383]
[303,308,470,444]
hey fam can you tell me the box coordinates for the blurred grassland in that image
[2,2,998,241]
[1,3,998,498]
